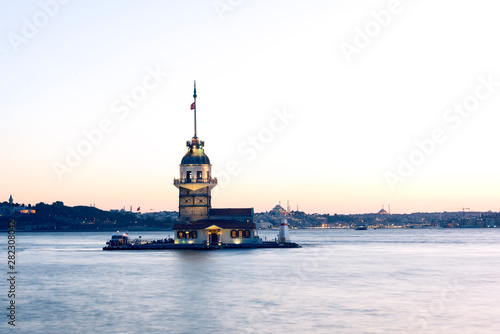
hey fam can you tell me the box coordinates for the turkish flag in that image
[190,102,195,110]
[137,207,140,211]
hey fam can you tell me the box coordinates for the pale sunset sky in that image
[2,0,500,214]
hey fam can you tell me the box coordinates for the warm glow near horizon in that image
[2,1,500,215]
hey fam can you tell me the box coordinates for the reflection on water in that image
[4,229,500,333]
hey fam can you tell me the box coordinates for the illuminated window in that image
[244,230,250,238]
[177,231,183,239]
[238,230,243,238]
[231,230,237,238]
[191,230,197,239]
[186,231,190,239]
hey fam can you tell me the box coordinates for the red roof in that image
[209,208,253,216]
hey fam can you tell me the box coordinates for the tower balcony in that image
[174,177,218,191]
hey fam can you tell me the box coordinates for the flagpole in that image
[193,80,197,138]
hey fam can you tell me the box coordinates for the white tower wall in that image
[278,218,290,243]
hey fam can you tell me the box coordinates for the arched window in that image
[191,230,198,239]
[177,231,183,239]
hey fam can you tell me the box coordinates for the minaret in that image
[9,194,13,204]
[173,81,217,222]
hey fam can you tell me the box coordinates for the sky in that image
[1,0,500,214]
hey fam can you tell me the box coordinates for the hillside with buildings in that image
[0,196,176,231]
[255,204,500,229]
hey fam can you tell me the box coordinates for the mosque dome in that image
[378,208,389,215]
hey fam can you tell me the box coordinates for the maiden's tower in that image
[172,82,260,247]
[103,82,299,250]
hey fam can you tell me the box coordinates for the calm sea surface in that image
[2,228,499,333]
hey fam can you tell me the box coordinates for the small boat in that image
[106,232,129,247]
[354,224,368,230]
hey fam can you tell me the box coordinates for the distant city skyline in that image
[2,1,500,214]
[4,193,500,217]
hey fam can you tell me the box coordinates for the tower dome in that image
[181,138,210,165]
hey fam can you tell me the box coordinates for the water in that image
[2,229,499,333]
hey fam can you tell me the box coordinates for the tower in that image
[9,194,13,204]
[173,81,217,222]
